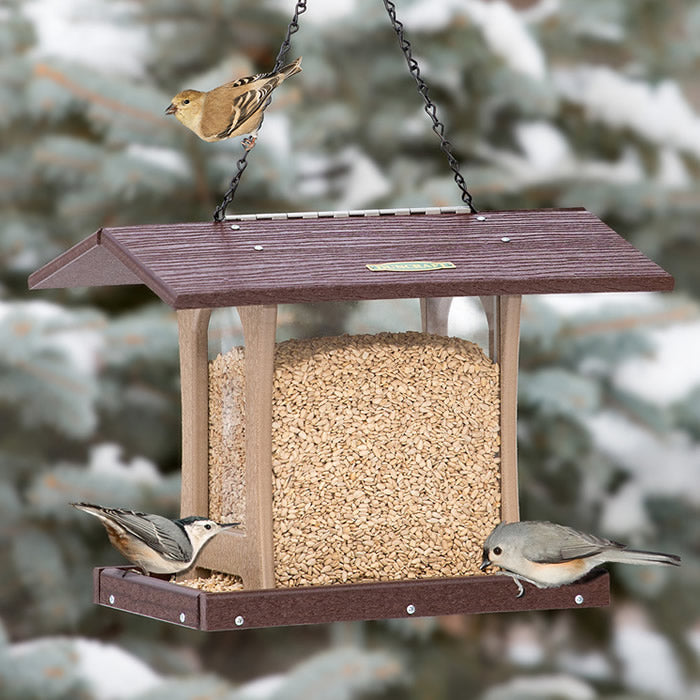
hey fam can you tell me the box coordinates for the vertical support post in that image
[497,295,521,523]
[238,304,277,589]
[420,297,453,335]
[192,304,278,589]
[176,308,212,581]
[177,308,213,519]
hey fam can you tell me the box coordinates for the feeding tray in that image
[31,207,672,630]
[95,566,610,630]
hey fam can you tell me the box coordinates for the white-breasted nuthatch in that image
[72,502,239,575]
[481,521,681,598]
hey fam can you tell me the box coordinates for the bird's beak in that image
[165,103,177,115]
[479,551,491,571]
[221,522,241,529]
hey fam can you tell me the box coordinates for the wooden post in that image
[177,308,212,519]
[179,305,277,590]
[176,308,212,580]
[497,295,521,523]
[236,304,277,589]
[420,297,453,335]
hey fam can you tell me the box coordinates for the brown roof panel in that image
[29,208,673,308]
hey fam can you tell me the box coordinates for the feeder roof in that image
[29,208,673,308]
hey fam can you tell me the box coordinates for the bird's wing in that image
[200,77,278,140]
[104,510,192,562]
[522,523,622,563]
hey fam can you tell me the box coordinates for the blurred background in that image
[1,0,700,697]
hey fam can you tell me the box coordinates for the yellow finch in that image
[165,57,302,149]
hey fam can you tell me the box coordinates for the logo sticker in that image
[366,261,456,272]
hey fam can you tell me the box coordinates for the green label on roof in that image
[366,261,456,272]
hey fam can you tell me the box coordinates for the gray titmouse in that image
[481,521,681,597]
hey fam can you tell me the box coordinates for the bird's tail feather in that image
[279,56,302,78]
[71,502,98,514]
[606,548,681,567]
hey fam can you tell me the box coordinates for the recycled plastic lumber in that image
[95,566,610,631]
[29,208,674,307]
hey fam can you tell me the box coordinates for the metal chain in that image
[273,0,307,73]
[213,0,308,222]
[382,0,477,213]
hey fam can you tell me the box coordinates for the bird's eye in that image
[183,99,190,105]
[493,546,502,556]
[204,523,212,530]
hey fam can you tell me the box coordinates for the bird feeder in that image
[29,205,673,630]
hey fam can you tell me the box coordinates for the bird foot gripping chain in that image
[241,135,258,151]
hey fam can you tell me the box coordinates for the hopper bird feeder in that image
[29,206,673,630]
[28,0,674,630]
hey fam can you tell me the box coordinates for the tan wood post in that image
[177,308,213,520]
[497,295,521,522]
[178,305,278,589]
[176,308,212,580]
[236,304,277,588]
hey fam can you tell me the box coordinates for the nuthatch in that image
[481,521,681,598]
[72,502,239,575]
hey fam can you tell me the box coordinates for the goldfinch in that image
[165,57,302,149]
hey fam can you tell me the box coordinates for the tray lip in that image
[94,566,611,631]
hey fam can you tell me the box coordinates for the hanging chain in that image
[382,0,477,213]
[273,0,307,72]
[213,0,308,222]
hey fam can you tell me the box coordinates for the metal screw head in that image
[235,615,244,626]
[476,215,487,221]
[253,245,264,251]
[179,612,186,623]
[575,594,584,605]
[406,604,416,615]
[108,594,115,605]
[501,236,511,243]
[230,224,240,230]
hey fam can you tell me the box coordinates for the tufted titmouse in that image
[481,521,681,598]
[72,502,239,575]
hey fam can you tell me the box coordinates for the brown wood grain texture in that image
[29,209,674,306]
[498,296,522,522]
[27,231,142,289]
[95,567,610,630]
[96,567,202,628]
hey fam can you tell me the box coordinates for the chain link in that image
[274,0,307,72]
[382,0,476,212]
[213,0,308,222]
